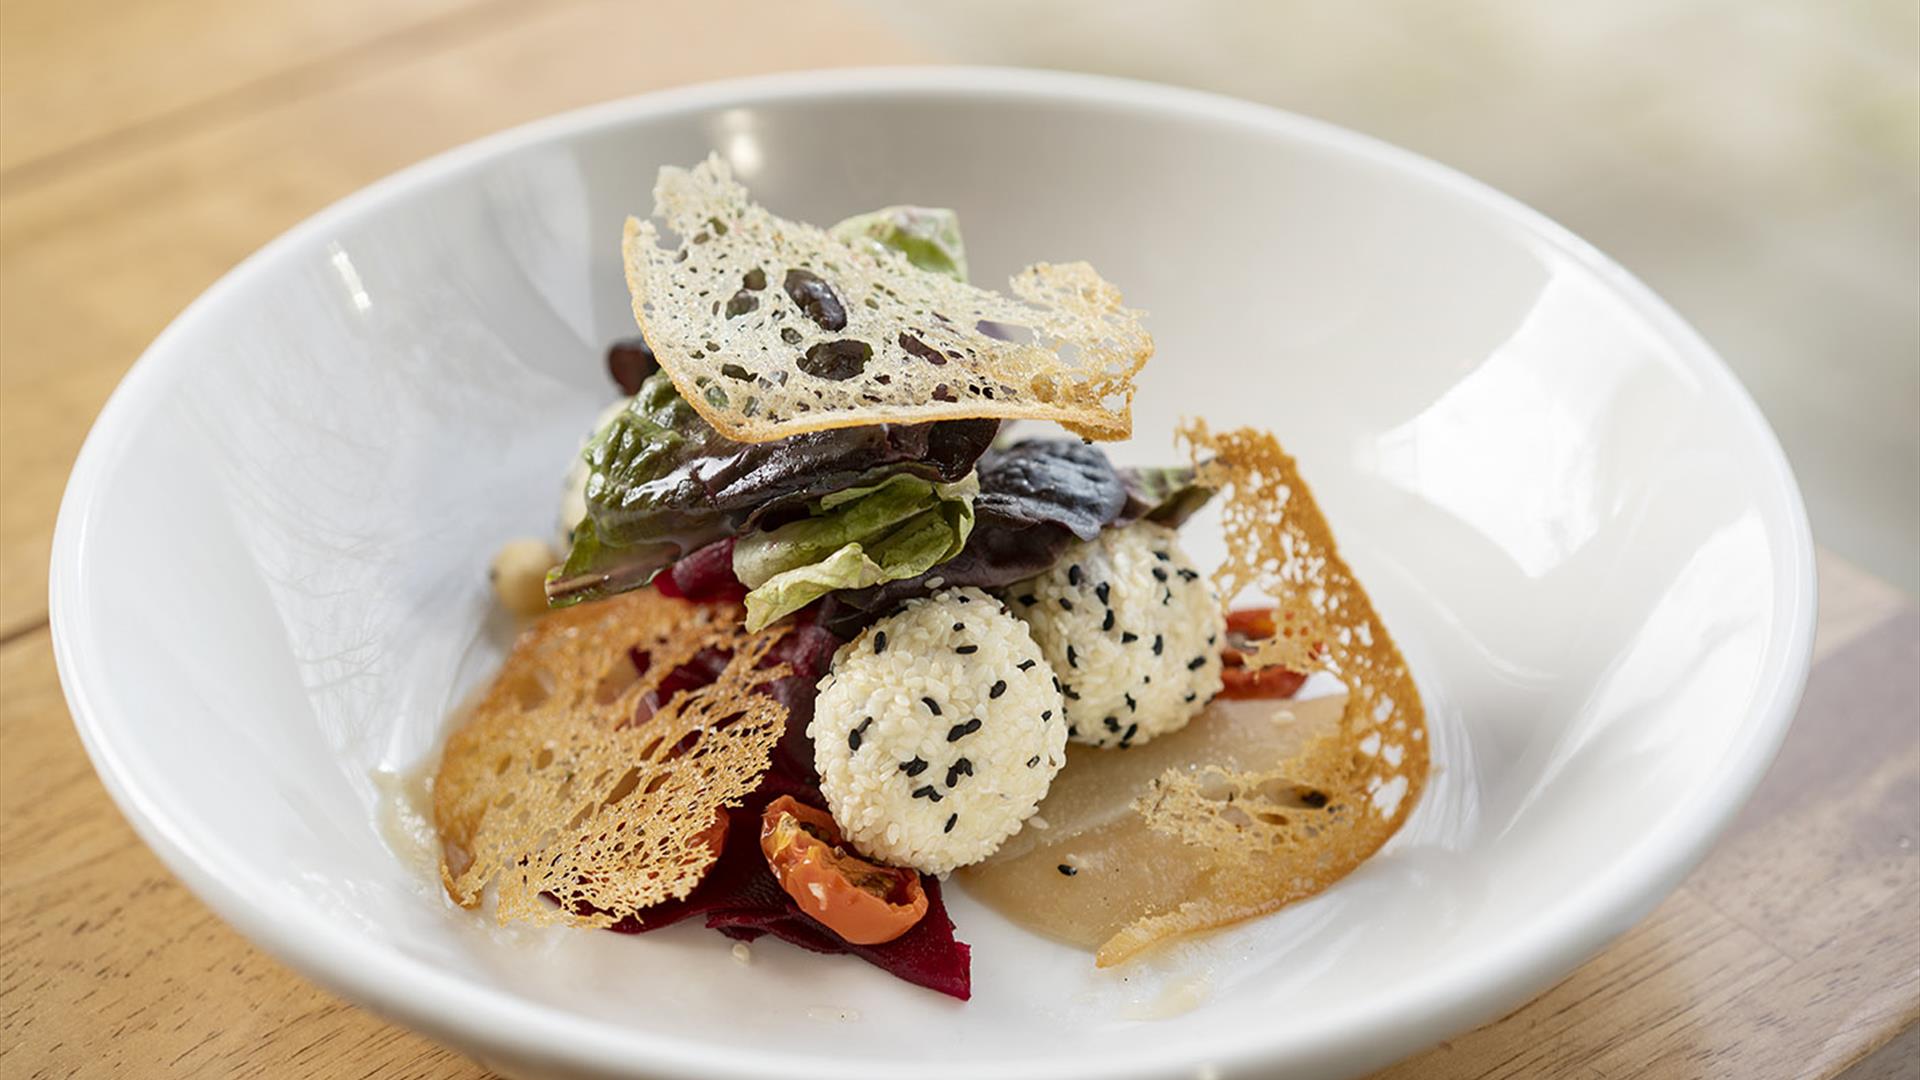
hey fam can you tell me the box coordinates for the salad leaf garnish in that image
[829,206,969,282]
[550,205,991,608]
[1117,465,1215,528]
[972,438,1129,539]
[819,439,1133,632]
[735,474,978,631]
[548,371,995,607]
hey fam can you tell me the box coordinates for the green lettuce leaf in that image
[1119,465,1216,527]
[830,206,969,282]
[734,473,978,630]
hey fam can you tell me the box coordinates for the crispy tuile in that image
[623,156,1152,443]
[1096,423,1429,966]
[434,591,788,927]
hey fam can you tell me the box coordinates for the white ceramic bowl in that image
[51,68,1814,1080]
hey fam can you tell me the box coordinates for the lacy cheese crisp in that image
[1097,423,1430,965]
[434,591,789,926]
[623,156,1153,443]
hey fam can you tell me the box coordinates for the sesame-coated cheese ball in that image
[1006,522,1225,749]
[811,587,1067,875]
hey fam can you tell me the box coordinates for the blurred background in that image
[850,0,1920,593]
[1,4,1915,1077]
[1,0,1913,609]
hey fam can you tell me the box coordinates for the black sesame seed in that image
[1179,568,1200,582]
[922,696,942,716]
[1121,631,1139,644]
[1068,724,1079,736]
[1040,709,1053,720]
[1059,597,1074,612]
[1124,693,1136,712]
[1154,550,1170,561]
[944,813,958,833]
[1095,582,1111,605]
[900,757,928,776]
[990,680,1007,699]
[955,594,971,603]
[1018,659,1037,671]
[1064,687,1081,701]
[946,758,974,786]
[1185,692,1197,703]
[1068,564,1083,586]
[1188,656,1208,670]
[1104,716,1121,732]
[1052,676,1062,692]
[953,621,966,632]
[873,631,888,654]
[912,785,939,800]
[1018,594,1038,606]
[1057,864,1078,877]
[848,717,872,752]
[1208,633,1217,646]
[1101,609,1116,631]
[946,719,982,741]
[1152,566,1168,583]
[1026,755,1041,768]
[955,644,979,655]
[1122,722,1138,743]
[1152,634,1164,655]
[1066,645,1079,668]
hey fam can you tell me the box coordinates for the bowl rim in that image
[49,65,1816,1080]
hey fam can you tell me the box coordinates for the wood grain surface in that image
[1,3,1915,1077]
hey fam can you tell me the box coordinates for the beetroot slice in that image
[654,537,748,604]
[707,878,972,1001]
[609,774,972,1000]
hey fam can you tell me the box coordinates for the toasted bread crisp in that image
[1096,423,1428,966]
[623,156,1152,443]
[434,591,788,926]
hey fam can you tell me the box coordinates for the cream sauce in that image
[958,693,1345,950]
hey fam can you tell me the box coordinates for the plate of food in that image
[50,68,1814,1080]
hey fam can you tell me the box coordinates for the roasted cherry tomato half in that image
[1218,606,1309,700]
[760,795,928,944]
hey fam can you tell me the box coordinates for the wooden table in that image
[2,3,1914,1075]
